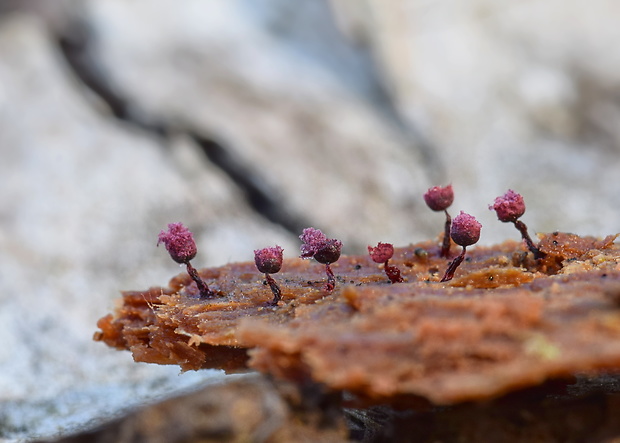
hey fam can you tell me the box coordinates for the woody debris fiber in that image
[95,232,620,407]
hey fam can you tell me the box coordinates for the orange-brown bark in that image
[95,232,620,405]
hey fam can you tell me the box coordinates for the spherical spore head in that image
[157,222,197,264]
[299,227,328,258]
[254,246,284,274]
[299,227,342,264]
[368,242,394,263]
[314,239,343,265]
[489,189,526,223]
[424,184,454,212]
[450,211,482,247]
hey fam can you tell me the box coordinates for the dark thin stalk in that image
[186,262,214,298]
[441,209,452,258]
[440,246,466,282]
[325,264,336,292]
[265,273,282,305]
[513,220,545,259]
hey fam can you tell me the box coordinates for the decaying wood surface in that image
[96,232,620,406]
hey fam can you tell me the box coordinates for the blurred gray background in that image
[1,0,619,440]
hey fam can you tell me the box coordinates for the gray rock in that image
[0,14,292,441]
[337,0,620,242]
[86,0,435,249]
[3,1,620,440]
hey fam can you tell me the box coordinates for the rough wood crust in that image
[95,232,620,405]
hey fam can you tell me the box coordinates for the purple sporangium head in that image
[424,184,454,212]
[314,239,342,265]
[490,189,526,223]
[368,242,394,263]
[299,227,329,258]
[157,222,197,264]
[450,211,482,247]
[254,246,284,274]
[299,227,342,264]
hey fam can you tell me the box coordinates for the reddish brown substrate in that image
[95,232,620,405]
